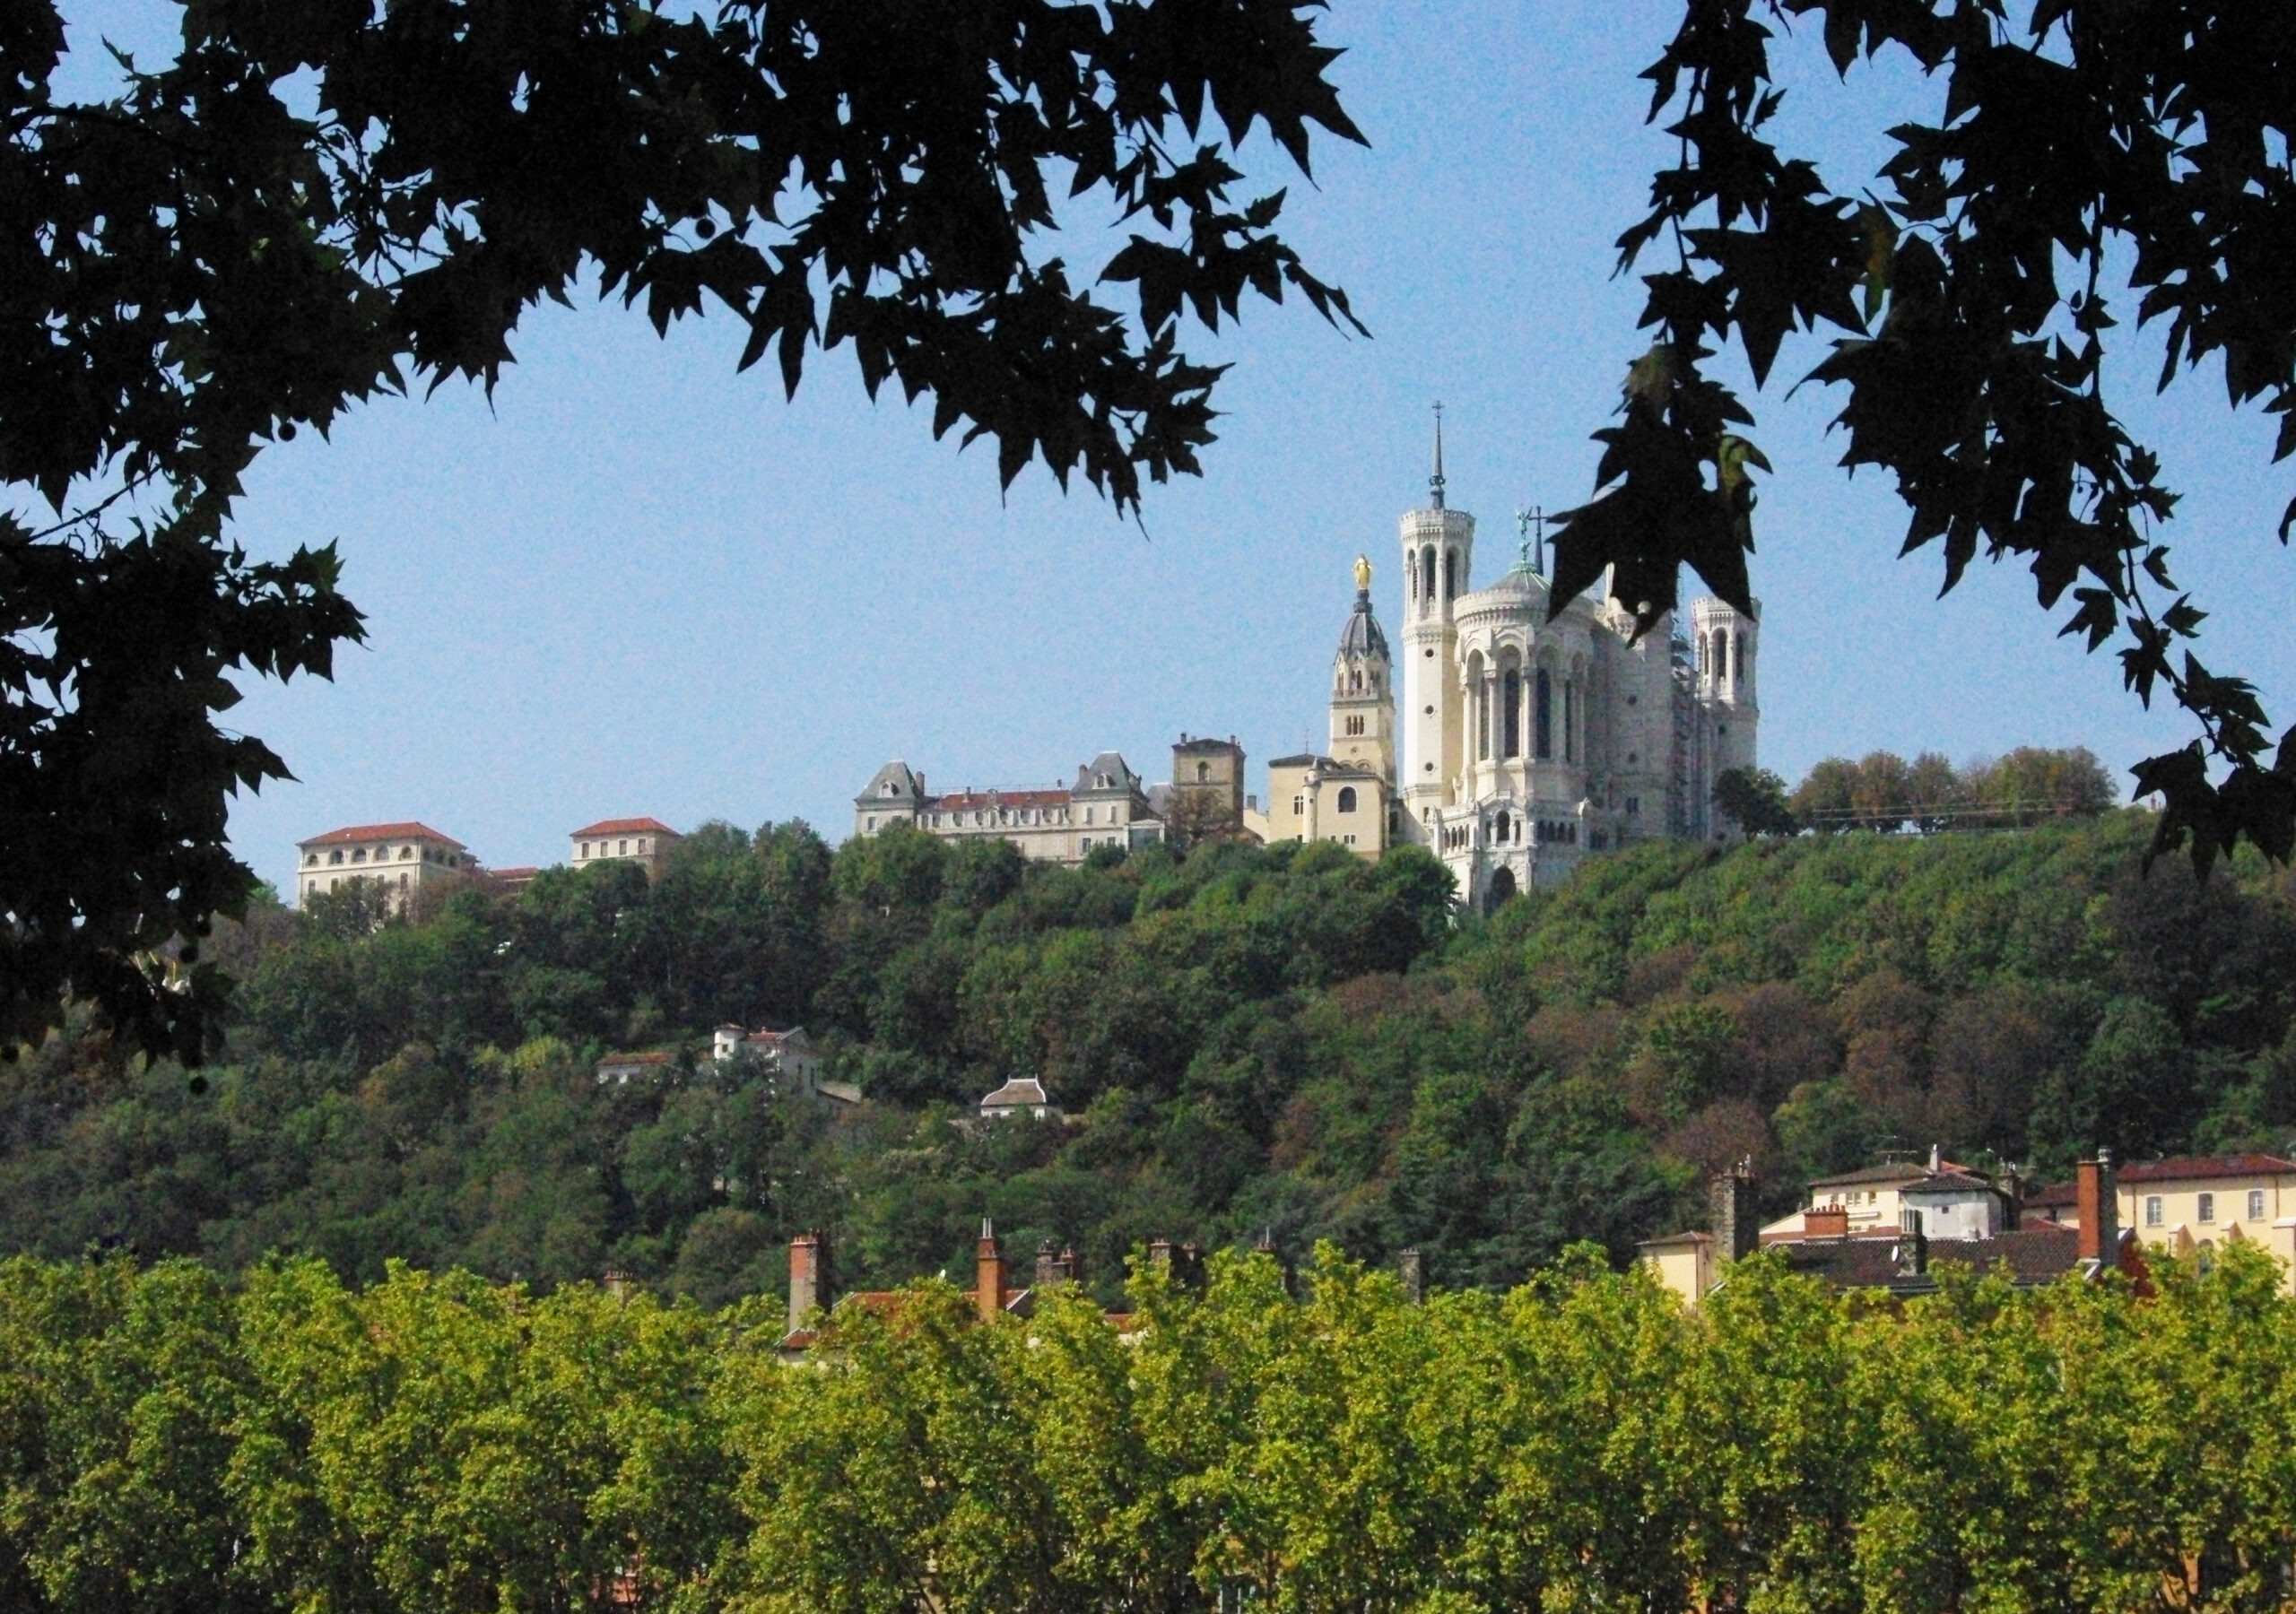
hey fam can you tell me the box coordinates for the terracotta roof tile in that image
[927,790,1073,811]
[570,817,679,838]
[2118,1153,2296,1184]
[299,821,465,849]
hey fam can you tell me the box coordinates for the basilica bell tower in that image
[1399,408,1474,835]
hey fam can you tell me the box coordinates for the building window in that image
[2249,1189,2266,1220]
[1501,669,1521,758]
[1080,837,1092,850]
[865,817,876,832]
[304,854,317,866]
[1337,786,1358,813]
[1444,548,1457,600]
[619,839,629,855]
[1421,545,1435,603]
[1292,795,1305,815]
[2198,1192,2215,1224]
[400,846,413,860]
[1625,796,1640,815]
[1535,668,1553,759]
[1196,761,1211,782]
[2145,1195,2163,1227]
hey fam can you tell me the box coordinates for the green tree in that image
[4,0,1362,1061]
[1554,0,2296,876]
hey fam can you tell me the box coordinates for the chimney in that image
[1398,1247,1424,1304]
[1803,1205,1848,1240]
[2000,1165,2022,1231]
[2077,1150,2118,1266]
[1710,1163,1758,1263]
[976,1219,1005,1322]
[789,1230,828,1332]
[1035,1239,1073,1291]
[1894,1213,1927,1278]
[1148,1237,1174,1277]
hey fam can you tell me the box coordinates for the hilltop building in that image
[1265,554,1402,862]
[1254,416,1761,897]
[570,817,682,878]
[1396,417,1758,904]
[295,822,472,912]
[853,751,1165,863]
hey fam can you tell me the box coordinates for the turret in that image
[1329,555,1395,780]
[1400,407,1474,830]
[1690,595,1760,777]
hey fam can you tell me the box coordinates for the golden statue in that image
[1353,553,1372,592]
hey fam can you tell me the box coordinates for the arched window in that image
[1336,786,1359,813]
[1495,810,1510,841]
[1501,669,1522,758]
[1535,668,1553,759]
[1422,546,1437,604]
[1196,761,1211,782]
[1444,548,1457,599]
[1711,629,1727,681]
[1562,679,1576,762]
[1735,630,1747,685]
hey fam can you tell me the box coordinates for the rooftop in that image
[299,821,465,850]
[2118,1153,2296,1184]
[570,817,679,838]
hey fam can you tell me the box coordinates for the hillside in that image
[8,811,2293,1303]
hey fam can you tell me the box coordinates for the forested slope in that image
[9,811,2293,1303]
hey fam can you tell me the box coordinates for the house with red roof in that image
[569,817,682,879]
[294,822,472,914]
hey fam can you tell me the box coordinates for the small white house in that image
[711,1024,821,1096]
[978,1077,1061,1122]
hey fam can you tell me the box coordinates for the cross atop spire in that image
[1516,505,1549,576]
[1430,401,1446,509]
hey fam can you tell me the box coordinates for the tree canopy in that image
[1,0,1362,1062]
[0,1238,2291,1614]
[1549,1,2296,877]
[12,811,2296,1299]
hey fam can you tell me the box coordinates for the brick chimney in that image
[1804,1205,1849,1240]
[1398,1247,1424,1304]
[1710,1163,1758,1262]
[976,1219,1005,1322]
[2077,1150,2118,1266]
[788,1230,828,1333]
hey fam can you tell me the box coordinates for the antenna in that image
[1429,402,1447,509]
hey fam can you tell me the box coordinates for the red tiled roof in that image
[299,821,465,849]
[570,817,679,838]
[927,790,1073,811]
[485,865,540,881]
[2118,1154,2296,1184]
[2023,1180,2077,1208]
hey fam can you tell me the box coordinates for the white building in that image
[853,752,1162,863]
[295,822,471,913]
[1393,417,1760,905]
[711,1025,822,1095]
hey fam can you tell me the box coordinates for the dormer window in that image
[882,781,896,796]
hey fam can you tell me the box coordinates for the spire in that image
[1429,401,1447,509]
[1515,506,1548,577]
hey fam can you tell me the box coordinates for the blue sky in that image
[45,2,2296,888]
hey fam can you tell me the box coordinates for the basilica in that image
[1297,427,1761,907]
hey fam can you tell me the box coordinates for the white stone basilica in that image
[1370,421,1761,907]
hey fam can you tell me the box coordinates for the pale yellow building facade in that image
[295,822,471,913]
[570,817,682,878]
[1265,557,1398,863]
